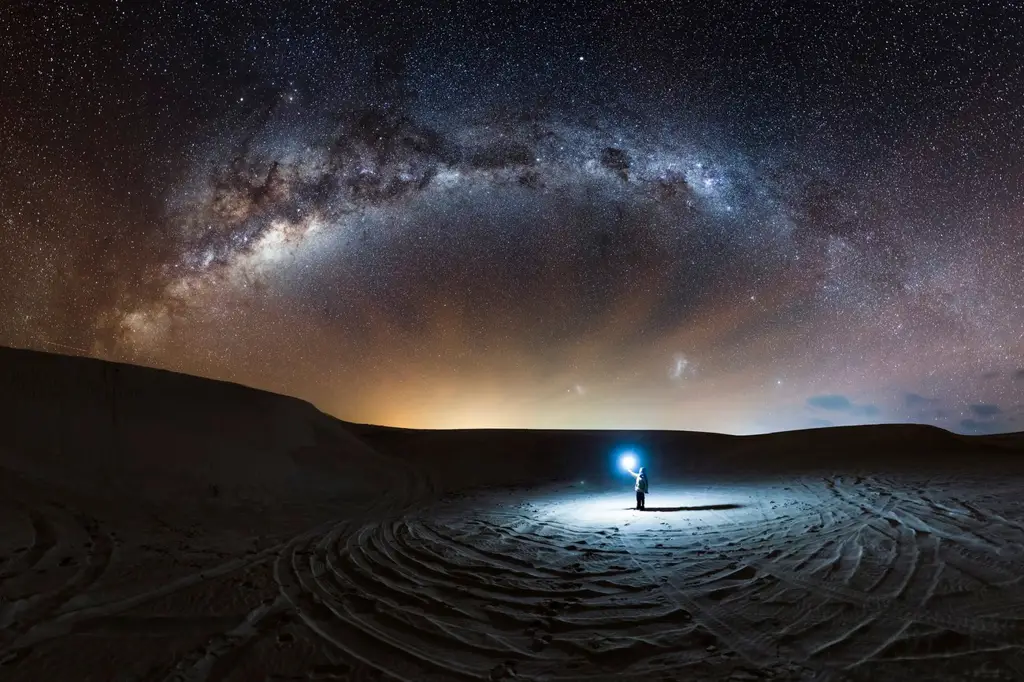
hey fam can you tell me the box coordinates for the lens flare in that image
[620,453,637,471]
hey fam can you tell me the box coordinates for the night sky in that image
[3,1,1023,433]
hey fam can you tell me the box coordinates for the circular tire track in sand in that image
[0,502,114,639]
[689,476,1024,678]
[0,440,432,681]
[282,493,826,681]
[282,477,1024,680]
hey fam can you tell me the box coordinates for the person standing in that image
[629,466,649,510]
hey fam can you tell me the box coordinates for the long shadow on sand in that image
[624,504,745,512]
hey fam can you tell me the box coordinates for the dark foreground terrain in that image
[1,346,1022,681]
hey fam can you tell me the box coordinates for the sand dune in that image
[1,346,1023,680]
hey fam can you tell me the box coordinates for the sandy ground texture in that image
[1,346,1024,681]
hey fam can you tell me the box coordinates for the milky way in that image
[3,1,1023,433]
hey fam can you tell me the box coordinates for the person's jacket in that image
[635,473,649,493]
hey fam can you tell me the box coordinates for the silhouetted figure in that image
[629,466,648,510]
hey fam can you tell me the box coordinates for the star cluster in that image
[2,1,1023,433]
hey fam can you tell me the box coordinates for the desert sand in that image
[1,346,1023,681]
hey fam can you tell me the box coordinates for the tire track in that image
[0,507,57,583]
[6,472,1024,680]
[0,506,114,637]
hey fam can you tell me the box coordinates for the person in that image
[628,466,648,510]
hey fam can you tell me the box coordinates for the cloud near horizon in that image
[807,394,880,418]
[970,403,1002,418]
[904,392,940,409]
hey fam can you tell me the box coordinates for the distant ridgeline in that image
[0,346,1019,507]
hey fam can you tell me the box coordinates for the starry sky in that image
[3,1,1023,434]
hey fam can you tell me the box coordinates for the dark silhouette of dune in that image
[1,345,1019,506]
[353,418,1023,486]
[0,345,383,513]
